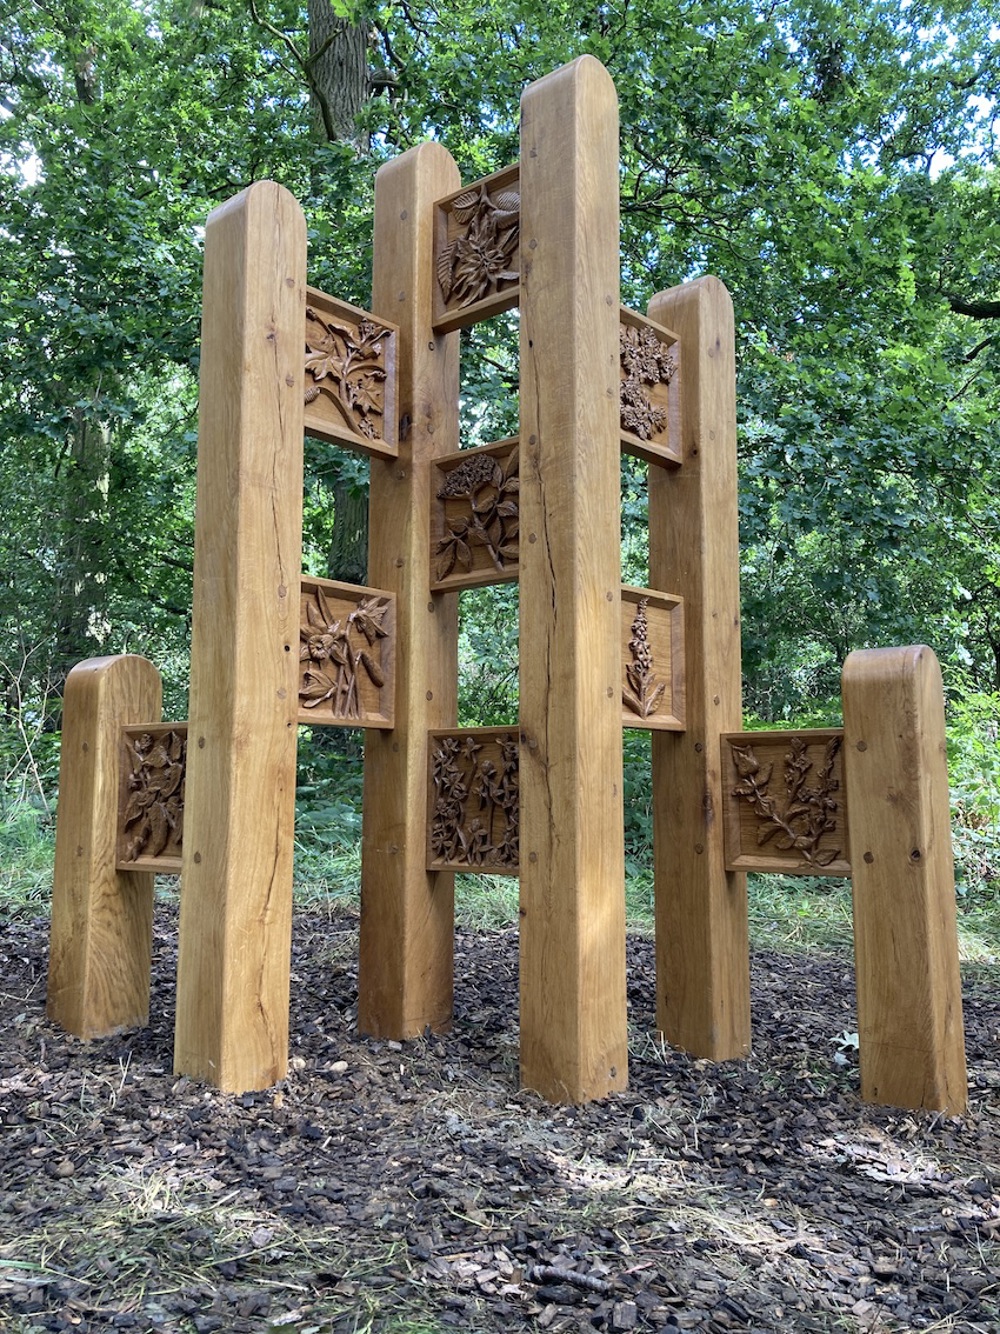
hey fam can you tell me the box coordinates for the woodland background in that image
[2,0,1000,919]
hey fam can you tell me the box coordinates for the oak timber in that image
[647,277,750,1060]
[47,655,162,1037]
[361,142,461,1037]
[173,181,306,1092]
[518,56,628,1102]
[842,646,967,1114]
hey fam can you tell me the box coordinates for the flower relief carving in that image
[437,179,520,310]
[121,729,187,862]
[730,735,843,867]
[623,597,666,719]
[620,321,678,442]
[434,447,519,582]
[300,586,390,720]
[304,305,390,441]
[431,733,519,870]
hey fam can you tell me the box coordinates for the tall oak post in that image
[518,56,628,1102]
[842,645,967,1114]
[647,277,750,1059]
[360,143,461,1035]
[173,181,306,1092]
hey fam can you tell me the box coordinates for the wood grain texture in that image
[518,56,628,1103]
[48,655,162,1037]
[842,645,967,1114]
[173,181,306,1092]
[361,142,461,1038]
[647,277,750,1060]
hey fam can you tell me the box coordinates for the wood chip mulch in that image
[2,905,999,1333]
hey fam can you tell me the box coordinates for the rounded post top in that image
[205,179,306,235]
[66,653,161,683]
[842,643,940,689]
[520,52,618,115]
[374,139,461,193]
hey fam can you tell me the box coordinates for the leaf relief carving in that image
[620,322,677,442]
[121,729,187,862]
[304,307,389,441]
[730,735,843,867]
[434,447,519,582]
[622,598,666,718]
[437,181,520,310]
[431,733,519,869]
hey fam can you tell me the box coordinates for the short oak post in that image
[518,56,628,1102]
[360,143,461,1036]
[646,277,750,1060]
[842,645,967,1114]
[48,654,162,1036]
[173,181,306,1092]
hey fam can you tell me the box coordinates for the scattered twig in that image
[526,1264,610,1294]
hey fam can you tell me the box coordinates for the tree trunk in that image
[307,2,372,580]
[307,0,370,149]
[327,477,369,585]
[53,413,111,691]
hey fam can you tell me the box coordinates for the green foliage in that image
[457,585,519,725]
[946,684,1000,899]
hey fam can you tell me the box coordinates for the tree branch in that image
[947,295,1000,320]
[964,334,998,363]
[246,0,339,141]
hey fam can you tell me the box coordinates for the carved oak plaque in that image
[621,586,684,730]
[433,165,520,333]
[431,438,519,590]
[619,307,682,467]
[722,730,850,875]
[303,288,398,459]
[117,723,188,872]
[428,728,519,875]
[299,577,395,728]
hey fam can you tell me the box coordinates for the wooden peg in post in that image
[842,645,967,1114]
[48,654,162,1037]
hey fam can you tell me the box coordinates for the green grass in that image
[0,801,55,919]
[4,792,1000,971]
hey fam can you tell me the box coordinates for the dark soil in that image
[2,905,1000,1333]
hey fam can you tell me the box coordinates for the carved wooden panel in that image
[432,165,520,333]
[621,586,684,730]
[303,288,398,459]
[299,577,395,728]
[116,723,188,873]
[619,307,682,467]
[430,438,519,591]
[428,728,519,875]
[722,730,850,875]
